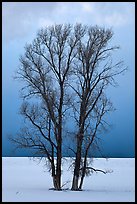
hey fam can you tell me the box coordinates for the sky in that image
[2,2,135,157]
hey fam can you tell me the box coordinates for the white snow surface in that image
[2,157,135,202]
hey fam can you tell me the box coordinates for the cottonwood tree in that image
[70,26,126,190]
[11,24,85,190]
[10,24,126,191]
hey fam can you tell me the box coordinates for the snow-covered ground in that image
[2,157,135,202]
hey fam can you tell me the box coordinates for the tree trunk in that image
[79,174,84,190]
[56,143,62,190]
[79,164,86,190]
[71,109,85,191]
[52,175,61,190]
[71,137,82,190]
[71,175,79,190]
[51,157,61,190]
[53,83,63,191]
[79,150,88,190]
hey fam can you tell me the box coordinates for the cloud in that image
[38,18,54,28]
[79,2,135,27]
[80,2,94,12]
[2,2,59,42]
[2,2,135,43]
[102,12,128,27]
[104,3,134,27]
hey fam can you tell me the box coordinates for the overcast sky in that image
[2,2,135,157]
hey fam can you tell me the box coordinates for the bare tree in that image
[11,24,85,190]
[70,26,126,190]
[10,24,126,191]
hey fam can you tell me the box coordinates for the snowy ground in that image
[2,157,135,202]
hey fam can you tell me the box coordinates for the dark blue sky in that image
[2,2,135,157]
